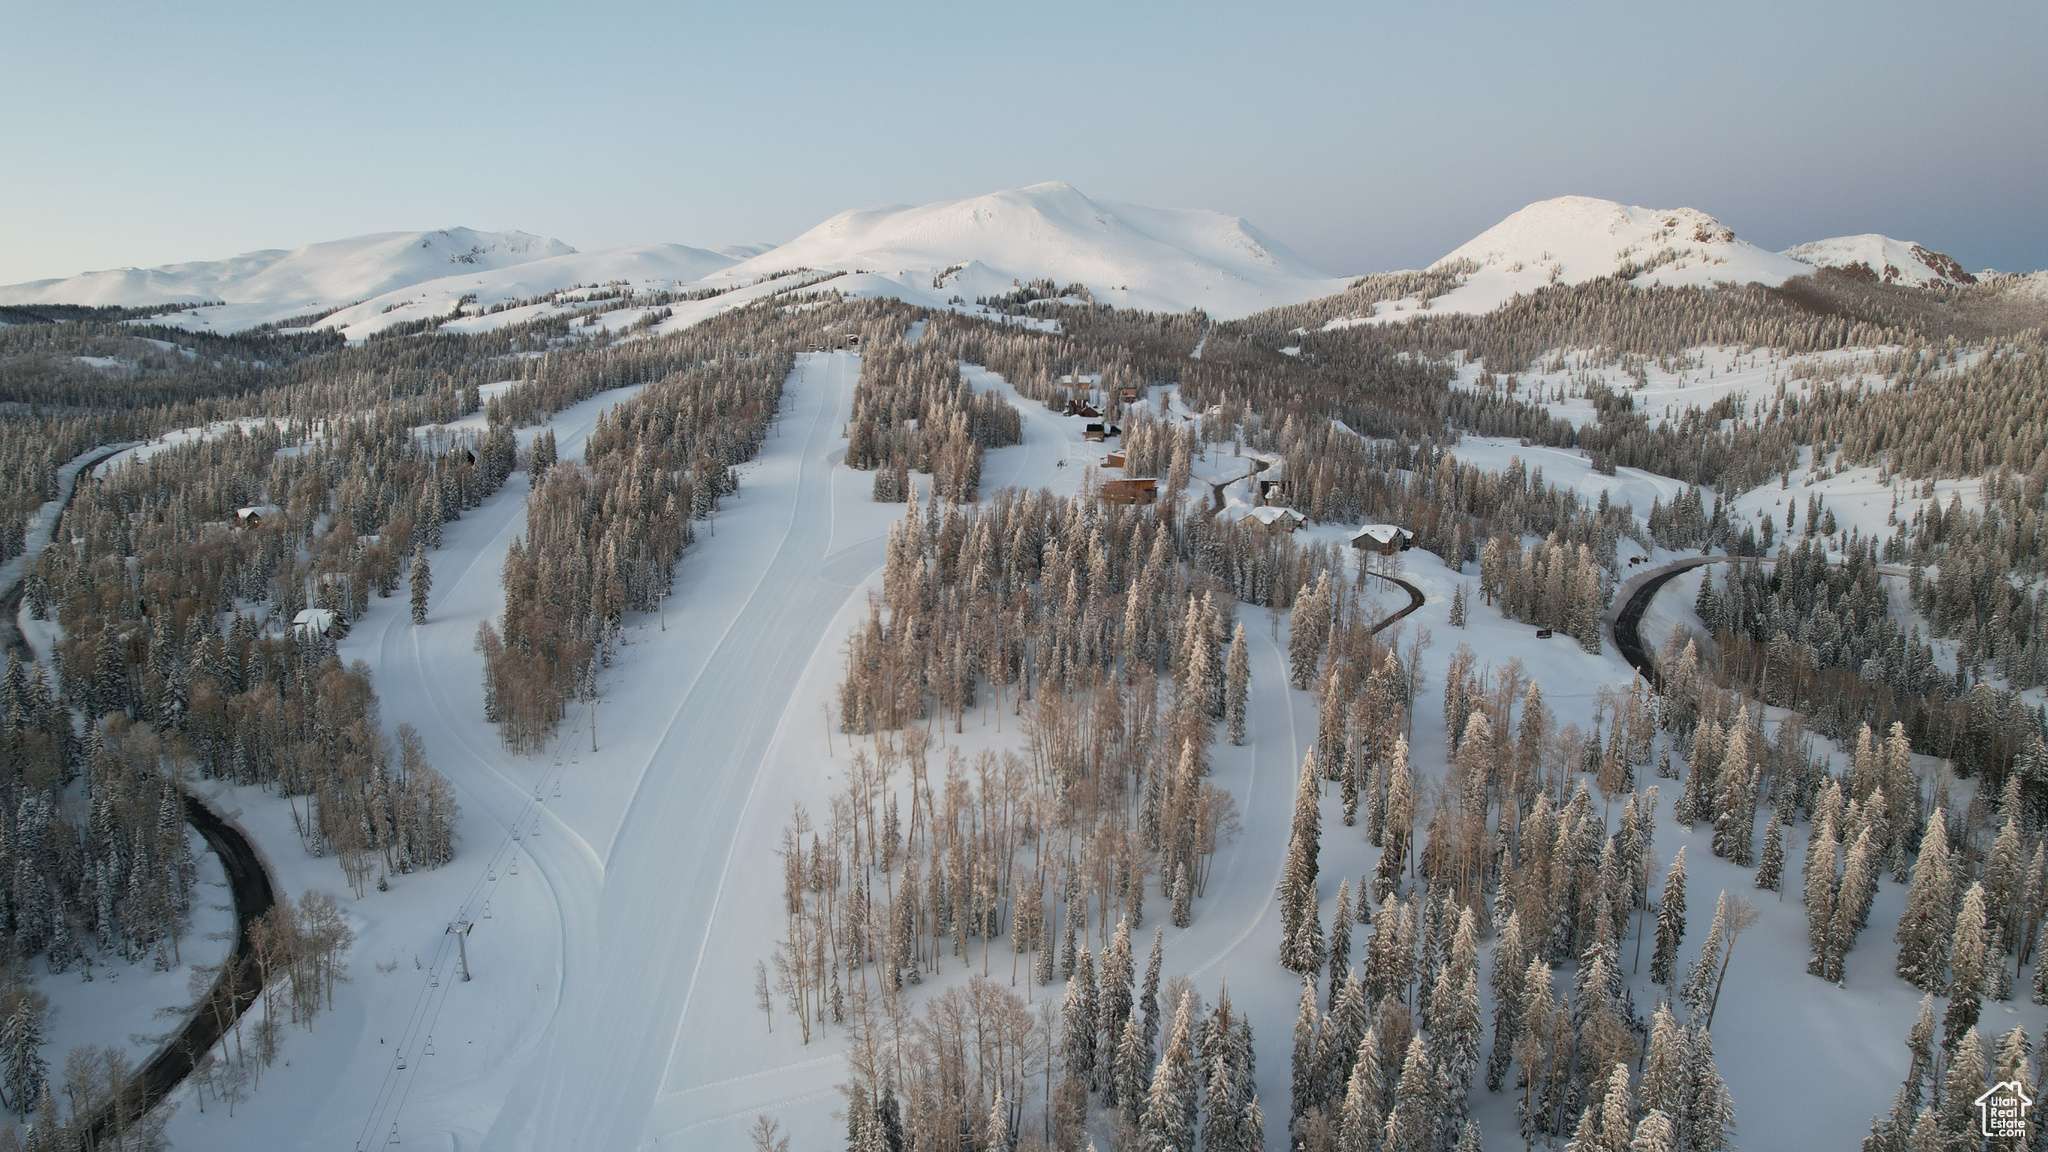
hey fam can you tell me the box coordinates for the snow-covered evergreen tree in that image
[0,1002,47,1117]
[1895,808,1953,992]
[1946,882,1990,1049]
[1755,814,1784,893]
[1681,1026,1736,1152]
[1225,622,1249,745]
[1290,977,1319,1127]
[1937,1027,1986,1143]
[1280,750,1323,971]
[1826,828,1878,983]
[1141,990,1197,1152]
[1382,1034,1434,1152]
[1631,1108,1676,1152]
[1805,819,1839,980]
[1487,910,1527,1092]
[1682,891,1727,1024]
[1337,1029,1384,1152]
[410,543,432,624]
[1652,849,1687,988]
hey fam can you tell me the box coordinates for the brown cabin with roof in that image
[1244,506,1307,537]
[1100,477,1158,505]
[235,504,282,529]
[1351,524,1415,555]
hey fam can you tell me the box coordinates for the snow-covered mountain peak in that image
[1783,233,1976,287]
[1325,195,1808,326]
[1434,195,1799,287]
[409,227,574,267]
[0,227,576,314]
[710,182,1346,319]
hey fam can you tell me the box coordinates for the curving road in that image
[1609,553,1913,685]
[0,441,283,1145]
[85,795,277,1146]
[0,442,135,661]
[1611,557,1719,685]
[1367,569,1425,633]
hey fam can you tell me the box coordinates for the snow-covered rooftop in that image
[1246,505,1305,526]
[1353,523,1413,544]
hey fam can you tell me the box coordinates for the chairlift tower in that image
[447,918,474,982]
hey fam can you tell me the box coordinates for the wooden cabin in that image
[1064,399,1103,419]
[1083,421,1121,443]
[1244,506,1306,537]
[1119,386,1140,404]
[1100,477,1158,506]
[292,608,344,640]
[1351,524,1414,555]
[235,504,282,528]
[1105,451,1127,469]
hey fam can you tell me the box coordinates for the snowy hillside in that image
[711,243,776,261]
[1784,234,1977,287]
[0,228,574,317]
[709,181,1349,319]
[1335,195,1809,324]
[1982,268,2048,301]
[309,243,740,341]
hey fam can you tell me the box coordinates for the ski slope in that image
[140,341,2042,1152]
[481,353,893,1151]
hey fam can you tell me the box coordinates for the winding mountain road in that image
[1609,553,1913,684]
[1611,557,1718,684]
[0,441,282,1145]
[0,441,135,661]
[86,797,276,1147]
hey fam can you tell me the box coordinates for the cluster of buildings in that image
[1066,381,1413,557]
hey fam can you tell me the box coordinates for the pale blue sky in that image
[3,0,2043,283]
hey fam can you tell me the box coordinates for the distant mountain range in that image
[0,186,2015,337]
[698,180,1349,320]
[1783,234,1977,287]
